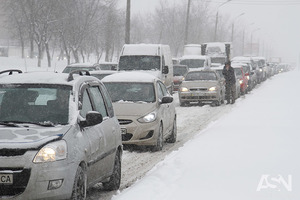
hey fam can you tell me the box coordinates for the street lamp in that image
[251,28,261,56]
[231,13,245,42]
[214,0,231,42]
[242,22,255,55]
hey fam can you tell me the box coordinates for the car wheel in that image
[167,117,177,143]
[152,124,163,151]
[102,150,121,191]
[71,166,87,200]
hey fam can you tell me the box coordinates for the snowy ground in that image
[110,70,300,200]
[1,57,298,200]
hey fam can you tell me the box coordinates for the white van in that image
[118,44,174,93]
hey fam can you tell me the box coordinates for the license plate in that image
[0,174,13,184]
[121,128,127,135]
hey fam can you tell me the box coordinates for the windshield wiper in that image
[0,121,20,127]
[0,121,55,127]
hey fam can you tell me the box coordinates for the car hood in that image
[0,125,71,149]
[113,102,156,117]
[181,80,219,88]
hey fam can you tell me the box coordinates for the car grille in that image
[0,168,31,196]
[122,133,133,141]
[190,88,207,91]
[0,149,27,157]
[181,96,216,100]
[118,119,133,125]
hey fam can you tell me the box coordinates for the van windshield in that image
[118,56,161,71]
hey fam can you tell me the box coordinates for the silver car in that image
[179,69,225,106]
[0,70,122,199]
[102,72,177,151]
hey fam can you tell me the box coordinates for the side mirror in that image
[161,96,173,104]
[80,111,103,127]
[251,71,254,75]
[162,66,169,74]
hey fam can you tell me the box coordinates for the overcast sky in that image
[118,0,300,65]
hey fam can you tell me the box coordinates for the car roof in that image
[0,71,100,87]
[102,71,158,83]
[89,70,118,75]
[179,55,209,60]
[66,62,98,67]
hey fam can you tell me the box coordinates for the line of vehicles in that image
[0,42,293,199]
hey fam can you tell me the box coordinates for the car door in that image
[157,81,174,137]
[87,83,117,179]
[79,83,110,184]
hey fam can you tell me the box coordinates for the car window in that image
[156,82,165,99]
[0,85,71,124]
[158,81,168,96]
[104,82,155,103]
[185,71,217,81]
[80,89,93,118]
[100,84,114,117]
[89,86,108,118]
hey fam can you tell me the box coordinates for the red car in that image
[173,64,189,91]
[232,64,248,95]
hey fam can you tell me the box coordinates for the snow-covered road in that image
[110,70,300,200]
[87,70,300,200]
[86,81,244,199]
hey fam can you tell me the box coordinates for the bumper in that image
[0,151,77,200]
[119,116,160,146]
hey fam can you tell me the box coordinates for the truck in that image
[118,44,174,93]
[201,42,232,65]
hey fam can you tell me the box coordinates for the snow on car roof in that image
[89,70,118,75]
[179,55,208,60]
[102,71,157,83]
[0,71,98,86]
[122,44,164,56]
[67,62,97,67]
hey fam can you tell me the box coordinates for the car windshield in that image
[173,66,188,76]
[0,85,71,125]
[100,64,116,70]
[207,46,222,54]
[185,71,217,81]
[180,59,205,68]
[104,82,155,103]
[118,56,161,71]
[211,57,226,64]
[62,66,97,73]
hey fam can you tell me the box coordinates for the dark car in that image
[173,64,189,91]
[62,63,101,73]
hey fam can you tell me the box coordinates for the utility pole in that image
[125,0,131,44]
[184,0,191,45]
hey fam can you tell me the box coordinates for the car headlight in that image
[239,80,243,84]
[208,87,216,91]
[33,140,67,163]
[180,87,189,92]
[246,75,250,80]
[137,111,157,123]
[259,68,263,72]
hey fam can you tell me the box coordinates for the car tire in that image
[71,166,87,200]
[152,124,163,151]
[102,150,121,191]
[167,117,177,143]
